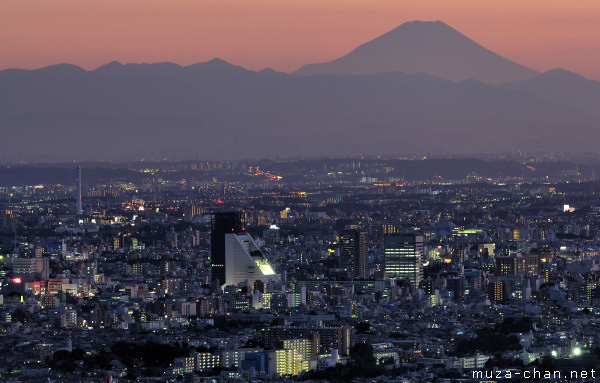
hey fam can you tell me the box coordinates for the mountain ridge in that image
[1,21,599,162]
[501,68,600,117]
[0,61,598,162]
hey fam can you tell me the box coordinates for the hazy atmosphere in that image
[2,1,600,162]
[4,3,600,383]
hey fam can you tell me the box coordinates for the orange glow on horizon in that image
[2,0,600,79]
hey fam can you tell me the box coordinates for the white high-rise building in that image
[225,233,281,288]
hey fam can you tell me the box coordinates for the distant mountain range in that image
[1,21,599,162]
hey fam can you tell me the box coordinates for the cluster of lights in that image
[551,347,582,358]
[248,166,282,180]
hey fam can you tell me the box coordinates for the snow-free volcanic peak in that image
[294,20,539,83]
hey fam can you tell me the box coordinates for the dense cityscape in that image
[5,0,600,381]
[1,155,600,382]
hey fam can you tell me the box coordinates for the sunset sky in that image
[3,0,600,79]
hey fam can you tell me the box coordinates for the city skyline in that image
[3,0,600,80]
[2,151,600,380]
[4,2,600,380]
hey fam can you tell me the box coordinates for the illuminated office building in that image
[275,348,307,376]
[384,234,424,289]
[12,257,50,282]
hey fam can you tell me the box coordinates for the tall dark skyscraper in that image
[211,211,245,286]
[76,165,82,216]
[340,229,368,279]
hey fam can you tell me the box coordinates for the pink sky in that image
[2,0,600,79]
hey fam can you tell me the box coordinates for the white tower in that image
[76,165,82,215]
